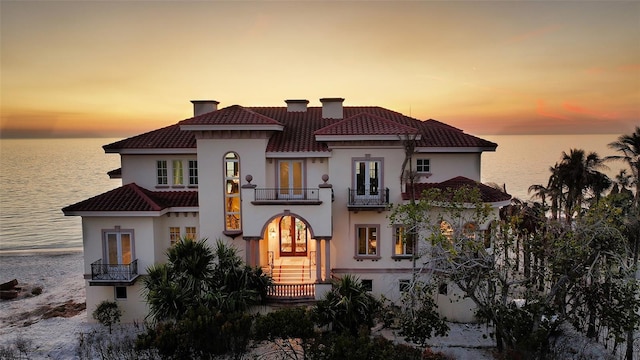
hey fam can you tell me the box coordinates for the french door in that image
[279,216,307,256]
[104,231,133,265]
[278,160,304,199]
[354,160,380,199]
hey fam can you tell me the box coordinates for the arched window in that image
[440,221,453,241]
[224,152,241,231]
[463,222,478,240]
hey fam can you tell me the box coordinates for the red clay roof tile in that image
[62,183,198,213]
[103,105,496,153]
[314,113,419,136]
[402,176,511,203]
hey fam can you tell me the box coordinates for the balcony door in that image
[104,231,133,265]
[354,160,381,199]
[278,160,304,199]
[279,216,308,256]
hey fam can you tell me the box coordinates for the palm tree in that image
[556,149,609,223]
[314,274,380,336]
[607,126,640,209]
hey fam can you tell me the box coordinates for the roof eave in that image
[62,210,167,217]
[180,124,285,132]
[415,146,496,153]
[315,134,422,142]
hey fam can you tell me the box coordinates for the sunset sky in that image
[1,0,638,138]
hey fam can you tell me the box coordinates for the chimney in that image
[285,99,309,112]
[191,100,219,116]
[320,98,344,119]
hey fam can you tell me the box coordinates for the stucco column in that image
[245,239,252,266]
[324,239,331,281]
[315,239,322,281]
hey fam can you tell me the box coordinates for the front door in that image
[279,216,307,256]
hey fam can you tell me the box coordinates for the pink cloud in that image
[537,99,569,120]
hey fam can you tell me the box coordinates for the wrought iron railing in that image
[91,259,138,281]
[267,283,315,299]
[254,188,320,201]
[347,188,390,207]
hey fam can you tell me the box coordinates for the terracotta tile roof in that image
[103,104,496,153]
[179,105,283,126]
[103,124,195,152]
[62,183,198,213]
[314,113,419,136]
[402,176,511,203]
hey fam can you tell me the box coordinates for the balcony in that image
[251,188,322,205]
[347,188,390,212]
[89,259,139,286]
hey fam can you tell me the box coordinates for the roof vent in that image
[285,99,309,112]
[320,98,344,119]
[191,100,219,116]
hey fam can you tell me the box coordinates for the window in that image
[188,160,198,186]
[172,160,184,185]
[440,221,454,241]
[354,159,381,197]
[103,228,134,265]
[156,160,168,185]
[115,286,127,300]
[399,279,410,292]
[394,225,415,256]
[416,159,430,173]
[185,227,197,240]
[361,279,373,292]
[224,152,241,231]
[169,227,181,246]
[356,225,378,257]
[278,160,304,198]
[438,282,448,295]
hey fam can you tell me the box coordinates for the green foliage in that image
[137,306,253,359]
[313,274,381,336]
[92,300,121,334]
[254,306,315,341]
[140,237,272,358]
[304,331,449,360]
[397,281,449,347]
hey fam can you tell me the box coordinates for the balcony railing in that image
[347,188,390,210]
[90,259,139,283]
[267,283,315,301]
[253,188,320,202]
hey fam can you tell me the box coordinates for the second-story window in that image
[173,160,184,185]
[157,160,168,185]
[169,227,181,246]
[224,152,241,231]
[416,159,430,173]
[188,160,198,186]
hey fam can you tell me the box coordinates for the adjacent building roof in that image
[103,104,497,153]
[402,176,512,204]
[62,183,198,214]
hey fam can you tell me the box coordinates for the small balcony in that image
[89,259,139,286]
[251,188,322,205]
[347,188,390,212]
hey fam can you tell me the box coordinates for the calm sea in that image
[0,135,628,253]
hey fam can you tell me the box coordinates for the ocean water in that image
[0,135,629,253]
[0,138,121,252]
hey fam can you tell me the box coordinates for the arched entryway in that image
[277,215,309,257]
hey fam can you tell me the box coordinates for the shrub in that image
[92,300,122,334]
